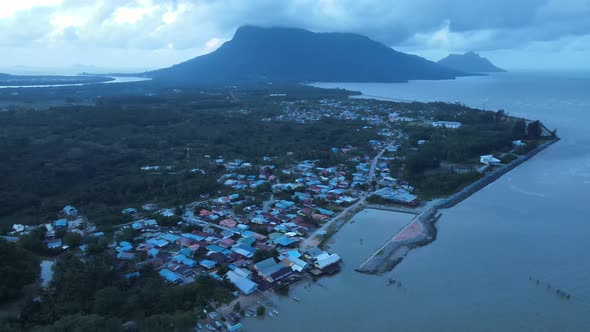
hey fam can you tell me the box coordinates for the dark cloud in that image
[0,0,589,69]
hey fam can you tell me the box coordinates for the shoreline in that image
[355,136,560,275]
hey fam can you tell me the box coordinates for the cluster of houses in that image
[114,215,342,293]
[43,205,99,249]
[263,99,392,127]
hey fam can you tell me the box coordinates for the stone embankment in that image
[356,137,560,275]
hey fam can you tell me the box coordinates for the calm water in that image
[245,71,590,331]
[0,76,149,89]
[40,260,55,287]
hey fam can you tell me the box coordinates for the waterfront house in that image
[226,270,258,295]
[254,257,288,282]
[373,187,418,206]
[315,253,341,270]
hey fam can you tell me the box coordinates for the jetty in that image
[356,136,560,275]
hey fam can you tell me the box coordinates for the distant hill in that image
[437,52,505,73]
[147,26,470,84]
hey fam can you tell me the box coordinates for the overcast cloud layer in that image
[1,0,589,73]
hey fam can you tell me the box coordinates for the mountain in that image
[147,26,469,84]
[437,52,505,73]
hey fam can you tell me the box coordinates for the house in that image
[282,255,309,272]
[147,248,160,257]
[208,252,229,264]
[117,252,136,260]
[231,245,255,258]
[220,219,238,228]
[63,205,77,216]
[160,233,180,243]
[305,247,325,260]
[147,238,169,248]
[480,155,501,166]
[273,236,297,247]
[315,253,341,269]
[199,259,217,269]
[513,140,526,147]
[432,121,462,129]
[231,267,253,279]
[121,208,137,214]
[218,238,235,248]
[226,270,258,295]
[254,257,291,282]
[159,268,181,283]
[55,219,68,228]
[173,255,197,267]
[372,187,418,206]
[47,239,62,249]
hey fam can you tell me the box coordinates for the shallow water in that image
[244,71,590,331]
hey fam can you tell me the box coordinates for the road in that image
[299,139,395,250]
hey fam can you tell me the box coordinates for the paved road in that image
[299,139,395,251]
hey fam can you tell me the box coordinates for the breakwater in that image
[436,137,560,209]
[356,136,560,275]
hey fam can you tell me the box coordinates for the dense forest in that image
[395,106,548,198]
[0,86,375,229]
[1,252,234,332]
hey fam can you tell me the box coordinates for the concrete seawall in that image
[436,137,560,209]
[356,137,560,275]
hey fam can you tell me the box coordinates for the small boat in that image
[273,310,279,315]
[205,324,216,331]
[268,312,274,317]
[292,297,301,302]
[197,323,203,329]
[386,278,395,286]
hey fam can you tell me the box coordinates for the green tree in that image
[252,249,278,264]
[256,305,266,316]
[63,232,82,248]
[527,120,542,139]
[512,120,526,140]
[39,314,123,332]
[17,227,47,254]
[0,238,39,302]
[93,287,125,317]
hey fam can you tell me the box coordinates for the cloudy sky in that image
[1,0,589,74]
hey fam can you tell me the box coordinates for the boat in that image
[268,312,274,317]
[197,323,203,329]
[205,324,216,331]
[273,310,279,315]
[292,296,300,302]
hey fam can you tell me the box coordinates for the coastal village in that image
[6,96,549,331]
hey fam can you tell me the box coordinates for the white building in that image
[512,140,526,147]
[315,253,341,270]
[62,205,77,216]
[480,155,501,165]
[432,121,462,129]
